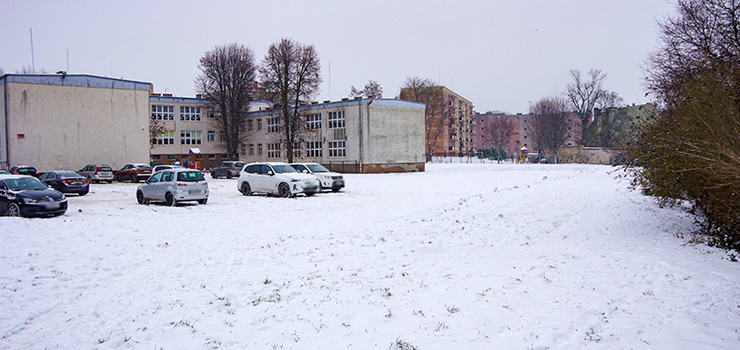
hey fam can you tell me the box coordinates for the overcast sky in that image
[2,0,676,114]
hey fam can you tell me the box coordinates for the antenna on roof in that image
[30,28,35,73]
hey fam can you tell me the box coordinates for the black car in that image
[9,165,38,177]
[0,175,68,217]
[39,171,90,195]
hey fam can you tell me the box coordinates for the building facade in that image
[1,74,151,171]
[400,86,476,158]
[150,97,427,173]
[475,112,582,158]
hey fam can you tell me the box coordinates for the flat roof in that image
[0,74,152,91]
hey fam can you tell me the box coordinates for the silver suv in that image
[78,164,114,183]
[237,162,319,198]
[290,163,345,192]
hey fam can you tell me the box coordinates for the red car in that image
[115,163,153,182]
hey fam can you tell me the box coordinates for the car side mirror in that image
[302,170,308,173]
[267,171,274,176]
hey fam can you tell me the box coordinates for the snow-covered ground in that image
[1,163,739,349]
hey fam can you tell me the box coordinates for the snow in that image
[1,162,739,349]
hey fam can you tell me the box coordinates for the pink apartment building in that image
[475,112,582,158]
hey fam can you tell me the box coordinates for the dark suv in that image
[9,165,38,177]
[211,161,245,179]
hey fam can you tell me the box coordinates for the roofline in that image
[0,73,152,91]
[247,98,425,117]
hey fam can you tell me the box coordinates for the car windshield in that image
[307,164,330,173]
[16,168,36,175]
[4,177,49,191]
[272,164,298,174]
[177,171,205,182]
[58,171,83,179]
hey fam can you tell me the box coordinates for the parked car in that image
[38,171,89,195]
[0,170,10,175]
[152,164,185,173]
[115,163,153,182]
[237,162,319,198]
[9,165,38,177]
[136,168,209,206]
[211,161,245,179]
[289,163,345,192]
[0,174,67,217]
[79,164,114,183]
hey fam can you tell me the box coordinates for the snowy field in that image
[1,163,739,349]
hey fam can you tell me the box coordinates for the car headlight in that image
[21,197,38,204]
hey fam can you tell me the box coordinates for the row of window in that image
[152,105,213,121]
[243,141,343,159]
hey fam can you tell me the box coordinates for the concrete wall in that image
[0,83,6,169]
[242,98,426,173]
[2,75,151,172]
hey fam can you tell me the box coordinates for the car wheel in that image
[79,190,88,196]
[305,192,315,197]
[332,188,341,192]
[240,182,252,196]
[165,192,177,207]
[114,174,121,182]
[278,182,292,198]
[197,199,208,205]
[133,176,139,183]
[107,180,112,184]
[226,172,233,179]
[136,190,146,204]
[7,203,22,217]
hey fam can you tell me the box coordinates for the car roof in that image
[0,174,36,180]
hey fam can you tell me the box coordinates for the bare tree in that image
[349,80,383,99]
[195,43,257,160]
[400,77,447,162]
[259,38,322,163]
[149,118,167,151]
[565,69,607,144]
[482,117,514,163]
[531,97,570,164]
[349,86,363,98]
[363,80,383,98]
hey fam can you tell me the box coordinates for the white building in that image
[150,97,426,173]
[1,74,151,171]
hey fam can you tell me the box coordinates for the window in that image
[207,131,215,142]
[257,119,262,130]
[328,141,345,157]
[267,143,281,158]
[208,154,216,160]
[267,117,280,133]
[306,141,322,158]
[155,130,175,145]
[328,111,345,128]
[151,105,174,120]
[307,113,322,130]
[180,130,202,145]
[258,144,263,155]
[206,108,214,118]
[248,120,253,131]
[249,144,254,155]
[152,155,161,160]
[293,142,301,158]
[241,147,246,155]
[168,155,177,160]
[180,106,201,121]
